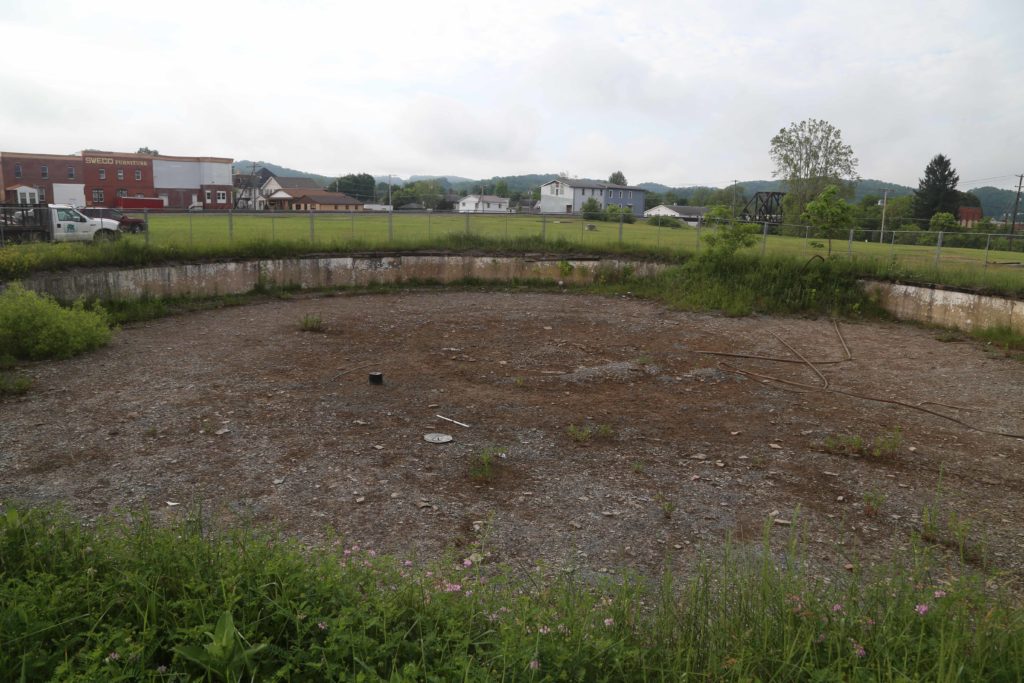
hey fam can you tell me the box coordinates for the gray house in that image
[538,178,647,214]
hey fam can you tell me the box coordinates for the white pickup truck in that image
[0,204,122,245]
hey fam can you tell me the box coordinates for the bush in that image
[648,215,682,228]
[0,283,112,360]
[581,197,606,221]
[607,205,636,224]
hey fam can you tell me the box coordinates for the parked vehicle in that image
[0,204,121,244]
[79,207,147,233]
[112,196,164,210]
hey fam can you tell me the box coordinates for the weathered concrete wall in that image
[12,254,664,302]
[864,281,1024,333]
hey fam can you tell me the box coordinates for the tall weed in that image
[0,283,112,360]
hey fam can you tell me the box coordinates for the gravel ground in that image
[2,290,1023,586]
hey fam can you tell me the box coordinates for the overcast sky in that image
[2,0,1021,190]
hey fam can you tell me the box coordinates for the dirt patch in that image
[2,290,1023,584]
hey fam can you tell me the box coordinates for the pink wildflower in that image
[603,618,614,627]
[851,640,866,658]
[529,659,540,670]
[538,625,551,634]
[443,582,462,592]
[831,603,845,614]
[463,558,473,568]
[404,560,413,567]
[105,651,120,663]
[318,621,328,631]
[915,603,929,616]
[934,590,946,599]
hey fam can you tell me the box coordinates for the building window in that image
[41,165,49,179]
[628,191,633,198]
[134,169,142,181]
[136,193,144,198]
[205,190,212,203]
[92,189,105,203]
[216,190,227,203]
[99,169,106,180]
[116,169,124,181]
[117,189,127,198]
[37,188,45,202]
[67,166,76,179]
[14,163,22,178]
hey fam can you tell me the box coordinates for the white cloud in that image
[1,0,1022,189]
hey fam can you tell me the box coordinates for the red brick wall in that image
[81,153,155,206]
[0,154,82,203]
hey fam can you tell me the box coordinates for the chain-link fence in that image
[129,210,1024,275]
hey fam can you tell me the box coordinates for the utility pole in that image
[1011,174,1023,234]
[731,179,738,219]
[388,174,392,209]
[879,189,889,244]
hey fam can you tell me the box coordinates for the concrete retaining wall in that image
[12,254,664,302]
[864,281,1024,334]
[12,256,1023,335]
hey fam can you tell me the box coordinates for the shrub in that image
[0,283,112,360]
[606,205,636,224]
[648,215,682,228]
[581,198,606,221]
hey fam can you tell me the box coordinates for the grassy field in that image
[132,211,1024,278]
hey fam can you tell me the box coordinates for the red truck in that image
[112,196,164,210]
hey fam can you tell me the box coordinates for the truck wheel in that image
[93,229,118,243]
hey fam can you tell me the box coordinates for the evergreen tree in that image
[608,171,627,186]
[912,155,960,221]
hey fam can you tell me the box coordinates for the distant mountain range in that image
[233,161,1018,218]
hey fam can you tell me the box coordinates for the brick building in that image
[0,150,233,209]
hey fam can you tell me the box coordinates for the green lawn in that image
[133,211,1024,280]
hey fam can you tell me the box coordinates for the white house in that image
[538,178,646,214]
[457,195,509,213]
[643,204,708,225]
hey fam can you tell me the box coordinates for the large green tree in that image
[912,154,960,221]
[608,171,627,186]
[769,118,859,220]
[328,173,377,202]
[494,180,509,198]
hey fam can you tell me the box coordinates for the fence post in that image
[144,209,150,245]
[889,231,896,262]
[388,210,394,242]
[761,222,768,256]
[542,214,546,242]
[695,222,701,253]
[308,211,315,242]
[427,211,431,239]
[465,212,470,235]
[934,231,944,268]
[984,233,991,269]
[188,210,193,247]
[804,225,809,247]
[351,211,355,241]
[618,214,624,244]
[847,228,854,258]
[505,211,509,239]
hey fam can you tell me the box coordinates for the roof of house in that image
[271,176,323,190]
[668,205,707,215]
[292,191,362,205]
[541,177,647,192]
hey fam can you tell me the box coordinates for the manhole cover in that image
[423,433,453,443]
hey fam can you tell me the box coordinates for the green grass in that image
[1,504,1021,680]
[6,212,1024,298]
